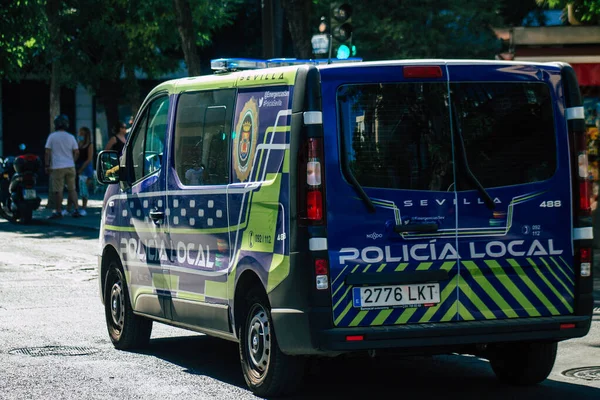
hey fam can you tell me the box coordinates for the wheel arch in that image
[233,267,265,337]
[100,244,124,304]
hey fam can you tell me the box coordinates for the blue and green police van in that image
[96,57,593,397]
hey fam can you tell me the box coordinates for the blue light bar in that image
[210,58,267,72]
[210,57,363,72]
[266,57,363,67]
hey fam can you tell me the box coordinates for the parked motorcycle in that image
[0,144,42,223]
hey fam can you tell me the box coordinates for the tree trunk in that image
[46,0,61,209]
[124,63,141,118]
[173,0,202,76]
[97,79,121,145]
[281,0,312,59]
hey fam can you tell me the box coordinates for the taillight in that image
[315,258,329,290]
[574,131,592,217]
[569,104,593,280]
[580,247,591,277]
[305,138,325,223]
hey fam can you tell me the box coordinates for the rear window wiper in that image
[452,108,495,210]
[346,168,376,213]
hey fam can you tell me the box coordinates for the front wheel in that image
[489,341,557,385]
[239,287,305,398]
[104,261,152,350]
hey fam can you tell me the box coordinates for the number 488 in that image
[539,200,561,208]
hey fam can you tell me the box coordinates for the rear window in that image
[451,82,556,189]
[338,82,556,191]
[338,83,453,191]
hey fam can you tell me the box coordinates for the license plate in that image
[24,189,36,200]
[352,283,440,310]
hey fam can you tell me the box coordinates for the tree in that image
[500,0,547,26]
[0,0,47,81]
[538,0,600,24]
[173,0,202,76]
[281,0,313,59]
[352,0,503,60]
[173,0,244,76]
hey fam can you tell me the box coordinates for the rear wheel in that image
[489,341,557,385]
[239,287,305,398]
[104,260,152,350]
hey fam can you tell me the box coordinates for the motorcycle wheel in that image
[0,200,16,222]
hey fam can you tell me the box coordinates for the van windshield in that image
[338,81,557,191]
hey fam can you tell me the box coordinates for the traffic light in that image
[330,2,353,59]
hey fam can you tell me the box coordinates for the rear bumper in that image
[319,315,592,351]
[272,307,592,355]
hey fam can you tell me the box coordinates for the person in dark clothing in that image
[104,122,127,154]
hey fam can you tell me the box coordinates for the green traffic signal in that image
[336,44,350,59]
[330,2,353,58]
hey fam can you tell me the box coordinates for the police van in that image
[96,57,593,397]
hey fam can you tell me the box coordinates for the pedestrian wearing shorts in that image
[45,114,81,219]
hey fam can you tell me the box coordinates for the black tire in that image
[19,203,32,224]
[104,260,152,350]
[489,341,557,385]
[0,199,16,222]
[238,287,305,398]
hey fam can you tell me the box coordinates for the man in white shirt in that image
[45,114,81,218]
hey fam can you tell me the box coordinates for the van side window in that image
[338,83,453,191]
[174,89,236,186]
[451,82,556,188]
[129,96,169,183]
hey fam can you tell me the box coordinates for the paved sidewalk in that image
[34,194,103,231]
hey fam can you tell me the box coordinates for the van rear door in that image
[322,64,461,328]
[447,63,575,321]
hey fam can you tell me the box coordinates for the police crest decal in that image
[233,98,259,182]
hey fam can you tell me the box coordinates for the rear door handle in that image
[149,209,165,224]
[394,223,438,234]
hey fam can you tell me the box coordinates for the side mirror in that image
[96,150,120,184]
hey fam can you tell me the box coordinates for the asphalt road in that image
[1,219,599,399]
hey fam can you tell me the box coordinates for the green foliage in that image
[539,0,600,23]
[0,0,48,81]
[352,0,503,60]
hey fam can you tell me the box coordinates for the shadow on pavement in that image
[137,334,600,399]
[0,218,99,240]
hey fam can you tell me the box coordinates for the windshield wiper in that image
[452,108,495,210]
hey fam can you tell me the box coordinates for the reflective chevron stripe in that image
[331,257,574,327]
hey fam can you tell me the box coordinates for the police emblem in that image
[233,98,259,182]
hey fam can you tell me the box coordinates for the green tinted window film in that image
[338,83,452,191]
[451,82,556,189]
[174,89,236,186]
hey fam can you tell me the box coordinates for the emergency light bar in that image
[210,57,363,72]
[210,58,267,72]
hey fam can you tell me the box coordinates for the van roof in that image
[147,58,566,99]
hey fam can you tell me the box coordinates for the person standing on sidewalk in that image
[75,126,94,216]
[45,114,82,219]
